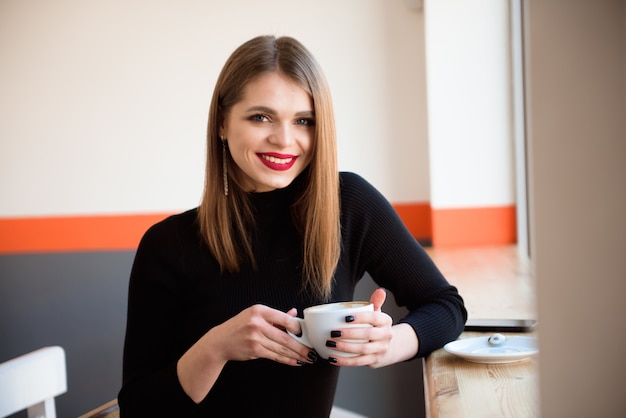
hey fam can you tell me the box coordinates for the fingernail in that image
[295,329,303,338]
[328,357,338,364]
[330,330,342,338]
[297,360,305,366]
[308,351,318,362]
[345,315,355,323]
[325,340,337,348]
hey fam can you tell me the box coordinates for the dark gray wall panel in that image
[0,252,133,417]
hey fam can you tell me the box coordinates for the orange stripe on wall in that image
[431,205,517,247]
[0,206,432,254]
[0,213,172,254]
[0,204,517,253]
[0,203,431,254]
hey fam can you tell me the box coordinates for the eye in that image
[249,114,270,123]
[296,118,315,126]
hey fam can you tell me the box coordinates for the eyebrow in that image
[244,105,315,118]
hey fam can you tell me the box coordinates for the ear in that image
[218,107,227,139]
[219,126,227,141]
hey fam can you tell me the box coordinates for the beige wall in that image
[0,0,431,217]
[525,1,626,416]
[0,0,514,220]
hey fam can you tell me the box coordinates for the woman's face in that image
[221,72,315,193]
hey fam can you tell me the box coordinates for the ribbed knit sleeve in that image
[338,172,467,357]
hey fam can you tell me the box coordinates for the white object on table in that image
[444,336,538,364]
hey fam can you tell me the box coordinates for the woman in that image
[118,35,466,417]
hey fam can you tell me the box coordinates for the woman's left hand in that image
[327,287,420,367]
[325,288,403,368]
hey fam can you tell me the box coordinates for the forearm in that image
[368,323,419,369]
[177,328,227,404]
[389,323,419,363]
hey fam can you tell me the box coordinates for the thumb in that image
[281,308,300,335]
[369,288,387,311]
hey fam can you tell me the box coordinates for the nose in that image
[268,123,295,147]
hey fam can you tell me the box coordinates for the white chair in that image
[0,346,67,418]
[330,405,368,418]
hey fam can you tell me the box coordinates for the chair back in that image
[78,399,119,418]
[0,346,67,418]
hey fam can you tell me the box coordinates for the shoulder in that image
[139,208,199,248]
[338,171,397,224]
[145,208,198,233]
[339,171,387,204]
[339,171,369,187]
[339,171,374,193]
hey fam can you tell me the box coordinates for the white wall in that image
[525,1,626,416]
[424,0,514,209]
[0,0,430,218]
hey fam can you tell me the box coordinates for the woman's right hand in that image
[177,304,315,403]
[207,304,314,364]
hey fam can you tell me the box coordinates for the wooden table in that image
[423,332,538,418]
[423,246,538,417]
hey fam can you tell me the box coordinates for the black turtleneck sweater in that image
[118,172,466,417]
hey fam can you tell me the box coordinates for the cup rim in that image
[303,301,372,313]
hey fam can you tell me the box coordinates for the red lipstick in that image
[257,153,297,171]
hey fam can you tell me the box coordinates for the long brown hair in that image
[198,35,340,300]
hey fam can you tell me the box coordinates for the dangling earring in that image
[221,137,229,196]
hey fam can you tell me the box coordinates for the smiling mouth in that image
[257,153,297,171]
[260,154,294,165]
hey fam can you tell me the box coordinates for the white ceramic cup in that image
[289,301,374,359]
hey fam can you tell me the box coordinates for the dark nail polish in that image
[308,351,318,362]
[330,330,342,338]
[295,329,303,338]
[328,357,338,364]
[297,360,305,366]
[345,315,355,323]
[325,340,337,348]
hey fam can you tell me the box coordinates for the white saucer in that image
[444,336,538,364]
